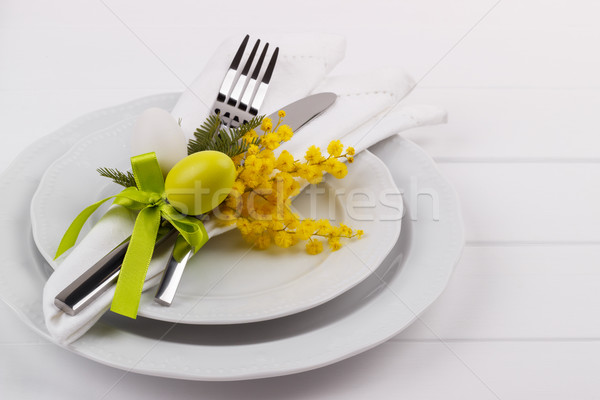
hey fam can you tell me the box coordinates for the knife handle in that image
[54,240,129,316]
[54,229,177,315]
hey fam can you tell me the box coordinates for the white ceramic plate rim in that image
[30,110,402,324]
[0,93,464,381]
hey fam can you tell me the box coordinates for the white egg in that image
[131,107,188,176]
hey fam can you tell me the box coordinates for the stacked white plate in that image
[0,93,464,380]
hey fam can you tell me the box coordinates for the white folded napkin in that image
[172,33,346,140]
[43,34,446,345]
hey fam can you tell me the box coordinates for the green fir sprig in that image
[96,167,137,188]
[187,113,263,157]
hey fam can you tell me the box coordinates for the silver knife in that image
[154,92,337,306]
[55,92,337,315]
[54,228,178,315]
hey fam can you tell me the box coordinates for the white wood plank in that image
[420,26,600,88]
[0,28,183,91]
[2,340,600,399]
[437,163,600,242]
[398,245,600,340]
[403,88,600,159]
[483,0,600,30]
[0,0,497,30]
[415,0,600,88]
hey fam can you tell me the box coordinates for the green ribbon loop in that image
[131,152,165,194]
[54,152,209,319]
[159,203,208,254]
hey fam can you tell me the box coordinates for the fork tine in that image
[227,39,261,108]
[247,47,279,119]
[239,43,269,113]
[215,34,249,111]
[262,47,279,86]
[228,35,250,70]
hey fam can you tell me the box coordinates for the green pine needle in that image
[187,114,222,154]
[187,113,264,157]
[97,167,136,188]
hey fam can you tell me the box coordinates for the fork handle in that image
[154,250,194,306]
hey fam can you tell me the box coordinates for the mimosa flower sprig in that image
[215,111,363,255]
[58,110,362,318]
[96,111,363,257]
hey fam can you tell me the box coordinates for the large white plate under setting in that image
[0,94,464,380]
[31,105,402,324]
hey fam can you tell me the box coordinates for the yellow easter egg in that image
[165,151,236,215]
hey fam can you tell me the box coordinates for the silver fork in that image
[214,34,279,128]
[154,35,279,306]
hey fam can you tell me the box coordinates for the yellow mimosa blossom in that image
[236,219,251,235]
[306,239,323,255]
[322,157,338,172]
[212,112,362,255]
[260,117,273,132]
[276,150,295,172]
[231,180,245,194]
[338,223,353,237]
[316,219,334,235]
[274,231,295,248]
[243,129,258,141]
[297,219,317,240]
[261,132,280,150]
[278,125,293,141]
[304,145,324,164]
[327,140,344,157]
[328,237,342,251]
[255,233,271,250]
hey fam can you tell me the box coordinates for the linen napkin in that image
[43,33,446,345]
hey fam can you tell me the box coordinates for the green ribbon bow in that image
[55,152,208,319]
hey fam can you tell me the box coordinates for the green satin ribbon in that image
[55,152,208,319]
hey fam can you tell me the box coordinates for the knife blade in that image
[55,92,337,315]
[154,92,337,306]
[270,92,336,132]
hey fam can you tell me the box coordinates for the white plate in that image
[0,94,464,380]
[31,115,402,324]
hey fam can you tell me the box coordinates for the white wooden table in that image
[2,1,599,398]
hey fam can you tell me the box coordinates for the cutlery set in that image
[55,34,337,315]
